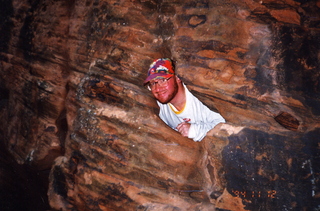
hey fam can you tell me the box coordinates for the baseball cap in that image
[143,58,175,85]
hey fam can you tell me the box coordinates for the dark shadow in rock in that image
[0,141,51,211]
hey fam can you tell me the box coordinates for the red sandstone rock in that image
[0,0,319,210]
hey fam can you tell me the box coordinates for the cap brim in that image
[143,73,173,85]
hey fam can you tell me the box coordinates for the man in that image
[144,58,225,142]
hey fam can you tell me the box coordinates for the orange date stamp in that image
[231,190,277,198]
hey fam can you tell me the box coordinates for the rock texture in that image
[0,0,320,210]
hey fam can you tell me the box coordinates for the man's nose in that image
[153,82,162,91]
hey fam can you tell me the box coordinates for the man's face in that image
[150,76,179,104]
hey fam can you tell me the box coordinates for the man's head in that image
[144,58,182,104]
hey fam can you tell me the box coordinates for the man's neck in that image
[169,83,186,111]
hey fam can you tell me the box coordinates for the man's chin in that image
[155,93,175,104]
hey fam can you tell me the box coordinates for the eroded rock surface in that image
[0,0,319,210]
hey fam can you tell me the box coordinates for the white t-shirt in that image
[157,84,225,142]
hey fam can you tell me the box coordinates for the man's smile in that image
[156,90,167,96]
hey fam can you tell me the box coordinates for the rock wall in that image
[0,0,319,210]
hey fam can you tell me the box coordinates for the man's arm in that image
[187,108,225,142]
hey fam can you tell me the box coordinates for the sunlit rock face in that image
[0,0,319,210]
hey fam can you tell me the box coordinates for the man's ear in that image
[175,75,182,83]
